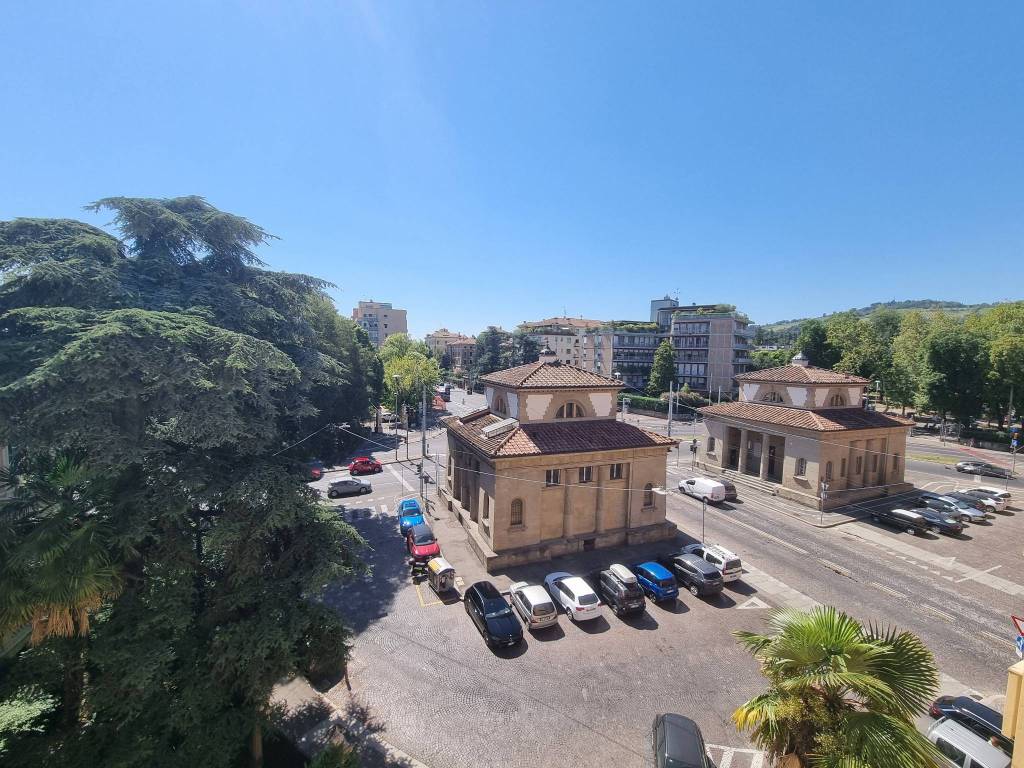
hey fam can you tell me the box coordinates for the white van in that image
[678,477,727,504]
[927,718,1010,768]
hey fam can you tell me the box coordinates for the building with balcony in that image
[518,316,605,369]
[352,300,408,348]
[425,328,472,358]
[669,305,753,399]
[440,352,677,571]
[696,353,914,510]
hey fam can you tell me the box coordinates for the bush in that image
[961,427,1011,444]
[618,392,709,413]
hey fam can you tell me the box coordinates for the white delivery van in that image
[678,477,727,504]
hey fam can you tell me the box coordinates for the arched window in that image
[643,483,654,507]
[510,499,523,527]
[761,391,783,403]
[493,395,507,414]
[555,401,585,419]
[829,394,846,407]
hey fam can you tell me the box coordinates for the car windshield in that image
[578,593,599,606]
[485,606,512,619]
[724,559,741,570]
[414,532,435,545]
[658,578,676,589]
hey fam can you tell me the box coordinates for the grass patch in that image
[908,453,960,465]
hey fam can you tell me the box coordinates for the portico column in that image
[759,433,770,480]
[738,428,749,473]
[562,472,572,539]
[595,466,605,533]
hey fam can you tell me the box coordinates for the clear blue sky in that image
[2,2,1021,337]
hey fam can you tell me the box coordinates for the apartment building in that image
[669,305,753,398]
[352,300,408,348]
[518,317,604,368]
[425,328,471,357]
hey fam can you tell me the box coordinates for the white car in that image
[543,572,601,622]
[681,543,743,582]
[963,487,1009,511]
[508,581,559,630]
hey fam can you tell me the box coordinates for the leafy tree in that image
[925,320,988,425]
[750,348,791,370]
[472,326,507,377]
[439,352,452,370]
[966,302,1024,426]
[734,606,940,768]
[646,340,676,396]
[508,329,540,367]
[0,198,371,768]
[826,311,884,381]
[796,319,840,368]
[888,312,934,413]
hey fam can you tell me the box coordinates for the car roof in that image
[949,696,1003,729]
[398,498,421,508]
[929,719,1010,767]
[703,543,737,560]
[409,523,433,537]
[608,563,638,584]
[514,584,553,603]
[637,561,673,579]
[561,576,594,594]
[469,581,501,599]
[660,714,706,766]
[890,508,923,518]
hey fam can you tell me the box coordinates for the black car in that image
[957,461,1012,479]
[463,581,523,648]
[656,553,723,597]
[327,478,372,498]
[929,695,1012,754]
[652,713,710,768]
[869,507,931,535]
[917,508,964,536]
[587,567,646,617]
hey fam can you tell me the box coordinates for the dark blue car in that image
[630,562,679,603]
[398,499,425,535]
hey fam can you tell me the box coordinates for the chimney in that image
[791,351,810,367]
[539,346,557,364]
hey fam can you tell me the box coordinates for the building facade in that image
[440,356,677,571]
[696,354,914,509]
[425,328,471,358]
[518,317,605,369]
[446,338,477,373]
[669,306,753,398]
[352,300,408,348]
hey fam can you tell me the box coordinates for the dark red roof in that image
[698,402,914,432]
[479,361,621,389]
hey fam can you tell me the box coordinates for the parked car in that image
[326,478,372,498]
[348,456,383,475]
[918,496,964,517]
[305,460,325,480]
[961,488,1008,511]
[587,564,646,617]
[652,713,710,768]
[398,499,425,534]
[936,495,991,523]
[719,480,738,502]
[681,543,742,582]
[926,717,1010,768]
[956,461,1012,479]
[655,553,723,597]
[463,581,523,648]
[930,696,1012,755]
[677,477,726,504]
[406,523,441,561]
[630,561,680,603]
[508,581,559,630]
[380,411,401,424]
[972,486,1012,507]
[948,491,999,515]
[543,572,601,622]
[917,507,965,536]
[870,507,932,535]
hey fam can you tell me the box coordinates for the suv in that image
[927,718,1010,768]
[630,562,680,603]
[929,696,1011,755]
[681,543,742,582]
[463,581,523,648]
[961,488,1008,511]
[588,564,646,617]
[652,713,710,768]
[947,491,997,516]
[869,507,932,535]
[656,553,723,597]
[508,582,558,630]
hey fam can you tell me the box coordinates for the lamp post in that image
[393,374,401,462]
[701,497,707,543]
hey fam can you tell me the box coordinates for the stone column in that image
[562,472,572,539]
[595,465,605,534]
[759,433,770,480]
[738,428,749,473]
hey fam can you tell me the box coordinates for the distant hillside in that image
[756,299,1009,344]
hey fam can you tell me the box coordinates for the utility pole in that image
[667,380,674,438]
[717,385,722,404]
[393,374,401,461]
[420,381,427,504]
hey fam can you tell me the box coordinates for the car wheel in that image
[961,515,970,523]
[328,491,339,499]
[689,585,699,597]
[871,514,879,522]
[362,487,371,494]
[701,496,708,504]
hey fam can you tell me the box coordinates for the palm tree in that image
[0,453,123,726]
[733,606,941,768]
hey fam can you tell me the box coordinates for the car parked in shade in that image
[630,561,680,603]
[406,523,441,562]
[652,713,710,768]
[326,478,372,498]
[397,499,425,534]
[956,461,1012,479]
[508,582,558,630]
[463,581,523,648]
[544,572,601,622]
[348,456,383,475]
[961,488,1008,511]
[936,495,990,523]
[917,507,964,536]
[305,460,325,480]
[681,543,742,582]
[929,695,1012,755]
[870,507,932,535]
[655,553,723,597]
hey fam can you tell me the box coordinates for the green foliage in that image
[733,606,940,768]
[0,198,371,767]
[796,319,840,368]
[646,340,676,396]
[750,348,791,370]
[924,320,988,425]
[470,327,540,380]
[605,320,659,333]
[0,687,57,757]
[308,743,361,768]
[618,392,708,414]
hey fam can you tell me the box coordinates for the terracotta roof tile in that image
[698,402,914,432]
[480,361,621,389]
[735,365,870,385]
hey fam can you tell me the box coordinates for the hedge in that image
[617,392,709,414]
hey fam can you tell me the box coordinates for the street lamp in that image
[393,374,401,461]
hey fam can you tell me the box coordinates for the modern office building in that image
[352,300,408,348]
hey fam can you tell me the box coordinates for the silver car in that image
[508,581,558,630]
[937,495,989,523]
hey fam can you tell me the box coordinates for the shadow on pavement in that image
[572,615,611,634]
[708,592,737,609]
[621,611,660,631]
[655,599,690,615]
[528,623,566,642]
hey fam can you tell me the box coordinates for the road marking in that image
[736,596,771,610]
[414,583,443,608]
[817,558,852,578]
[380,503,389,516]
[979,629,1015,650]
[922,604,956,622]
[388,465,416,492]
[955,564,1002,583]
[871,582,903,599]
[722,516,810,555]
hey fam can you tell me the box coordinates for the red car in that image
[348,457,383,475]
[406,523,441,561]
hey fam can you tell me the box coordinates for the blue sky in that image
[2,2,1021,337]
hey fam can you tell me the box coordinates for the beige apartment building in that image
[425,328,471,357]
[518,317,605,369]
[697,354,914,510]
[352,300,407,348]
[440,353,677,571]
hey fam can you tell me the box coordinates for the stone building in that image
[351,300,407,348]
[697,354,914,509]
[440,356,677,571]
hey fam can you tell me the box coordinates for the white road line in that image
[955,564,1002,584]
[871,582,903,599]
[721,516,810,555]
[817,558,852,578]
[380,503,389,516]
[388,465,416,492]
[922,604,956,622]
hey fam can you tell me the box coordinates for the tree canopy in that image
[646,339,677,396]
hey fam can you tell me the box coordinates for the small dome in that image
[791,351,810,367]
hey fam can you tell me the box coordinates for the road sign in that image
[1013,615,1024,637]
[1017,635,1024,660]
[1013,439,1019,448]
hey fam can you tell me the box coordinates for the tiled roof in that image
[735,365,870,385]
[442,412,676,458]
[480,361,621,389]
[698,402,915,432]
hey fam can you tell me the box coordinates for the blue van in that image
[630,562,679,603]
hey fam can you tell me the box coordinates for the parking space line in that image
[414,583,443,608]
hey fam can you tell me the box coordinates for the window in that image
[510,499,523,527]
[840,458,847,477]
[610,463,624,480]
[829,394,846,406]
[795,458,807,477]
[707,436,716,453]
[825,461,833,481]
[761,391,783,403]
[493,395,507,414]
[555,401,584,418]
[643,483,654,507]
[934,738,966,765]
[579,466,593,483]
[893,453,900,471]
[871,454,878,472]
[545,469,560,486]
[855,456,863,475]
